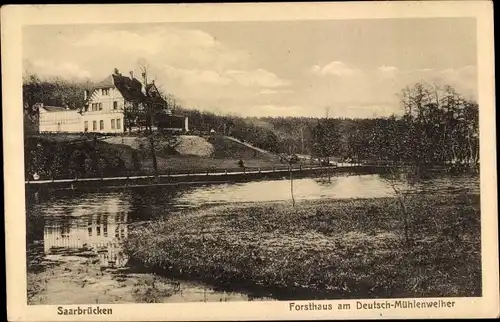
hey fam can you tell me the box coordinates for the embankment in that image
[25,134,284,181]
[123,193,481,300]
[25,165,384,192]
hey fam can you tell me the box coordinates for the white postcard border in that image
[3,2,498,321]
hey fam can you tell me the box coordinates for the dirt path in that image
[223,136,275,156]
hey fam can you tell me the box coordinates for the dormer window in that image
[102,88,109,95]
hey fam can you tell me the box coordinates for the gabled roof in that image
[93,73,147,102]
[95,75,115,89]
[145,82,168,106]
[112,74,146,102]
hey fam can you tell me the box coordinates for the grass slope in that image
[26,134,286,179]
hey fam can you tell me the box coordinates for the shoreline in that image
[24,165,383,191]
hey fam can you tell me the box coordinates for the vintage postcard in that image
[3,2,498,321]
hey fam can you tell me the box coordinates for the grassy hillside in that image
[25,133,289,180]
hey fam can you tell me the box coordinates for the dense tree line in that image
[23,75,478,169]
[309,83,479,169]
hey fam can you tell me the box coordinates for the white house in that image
[80,72,135,133]
[37,69,188,134]
[38,104,82,132]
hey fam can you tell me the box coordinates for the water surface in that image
[26,173,479,304]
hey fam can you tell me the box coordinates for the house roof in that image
[40,105,75,112]
[112,74,146,102]
[94,75,115,89]
[93,73,147,102]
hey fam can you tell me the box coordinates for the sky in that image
[23,18,477,118]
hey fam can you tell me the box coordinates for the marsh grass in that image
[123,194,481,300]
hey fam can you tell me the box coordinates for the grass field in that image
[123,193,481,300]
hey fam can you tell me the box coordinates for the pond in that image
[26,173,479,304]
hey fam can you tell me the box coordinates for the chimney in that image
[84,90,88,100]
[152,80,155,85]
[130,71,134,79]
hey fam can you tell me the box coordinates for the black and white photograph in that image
[4,2,498,321]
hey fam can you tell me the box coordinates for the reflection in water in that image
[43,213,129,267]
[176,174,396,206]
[35,192,131,268]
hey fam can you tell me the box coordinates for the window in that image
[102,88,109,95]
[111,119,116,129]
[116,119,121,129]
[91,103,102,111]
[93,121,97,131]
[100,120,104,130]
[113,101,118,110]
[84,121,88,132]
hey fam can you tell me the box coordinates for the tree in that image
[380,166,418,247]
[50,143,65,179]
[137,62,159,177]
[68,150,86,178]
[397,82,479,170]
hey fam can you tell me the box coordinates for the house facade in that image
[38,104,82,132]
[37,70,188,134]
[81,73,132,133]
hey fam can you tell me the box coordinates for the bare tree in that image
[381,165,420,247]
[137,61,159,178]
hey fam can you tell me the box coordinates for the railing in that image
[24,164,375,186]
